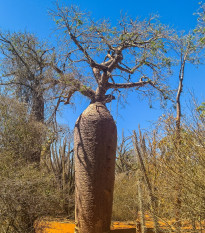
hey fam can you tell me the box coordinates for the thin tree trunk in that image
[175,57,186,233]
[132,130,159,233]
[62,139,68,213]
[137,169,146,233]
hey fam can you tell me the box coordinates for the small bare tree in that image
[171,31,204,232]
[133,130,159,233]
[116,131,133,174]
[49,136,75,215]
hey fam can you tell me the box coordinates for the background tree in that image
[0,31,61,163]
[0,31,56,123]
[195,2,205,45]
[133,130,159,233]
[172,32,203,138]
[170,29,204,232]
[49,4,172,233]
[115,131,134,174]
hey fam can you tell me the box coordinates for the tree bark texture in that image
[74,102,117,233]
[32,90,44,122]
[30,90,44,164]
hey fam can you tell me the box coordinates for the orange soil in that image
[34,215,205,233]
[34,219,136,233]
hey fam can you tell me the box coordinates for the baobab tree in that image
[0,31,56,123]
[0,32,57,163]
[50,4,172,233]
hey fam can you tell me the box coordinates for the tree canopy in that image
[48,4,173,105]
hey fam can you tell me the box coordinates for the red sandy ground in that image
[34,214,205,233]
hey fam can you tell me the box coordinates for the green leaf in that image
[77,19,83,26]
[199,37,205,43]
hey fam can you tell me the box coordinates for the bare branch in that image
[0,32,34,78]
[107,78,150,89]
[54,4,108,71]
[117,60,145,74]
[51,64,96,100]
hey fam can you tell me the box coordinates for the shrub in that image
[0,96,45,162]
[0,157,65,233]
[0,97,74,232]
[112,173,139,221]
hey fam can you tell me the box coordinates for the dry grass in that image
[112,173,139,221]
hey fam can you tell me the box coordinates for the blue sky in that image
[0,0,204,135]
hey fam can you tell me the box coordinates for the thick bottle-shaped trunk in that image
[74,102,117,233]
